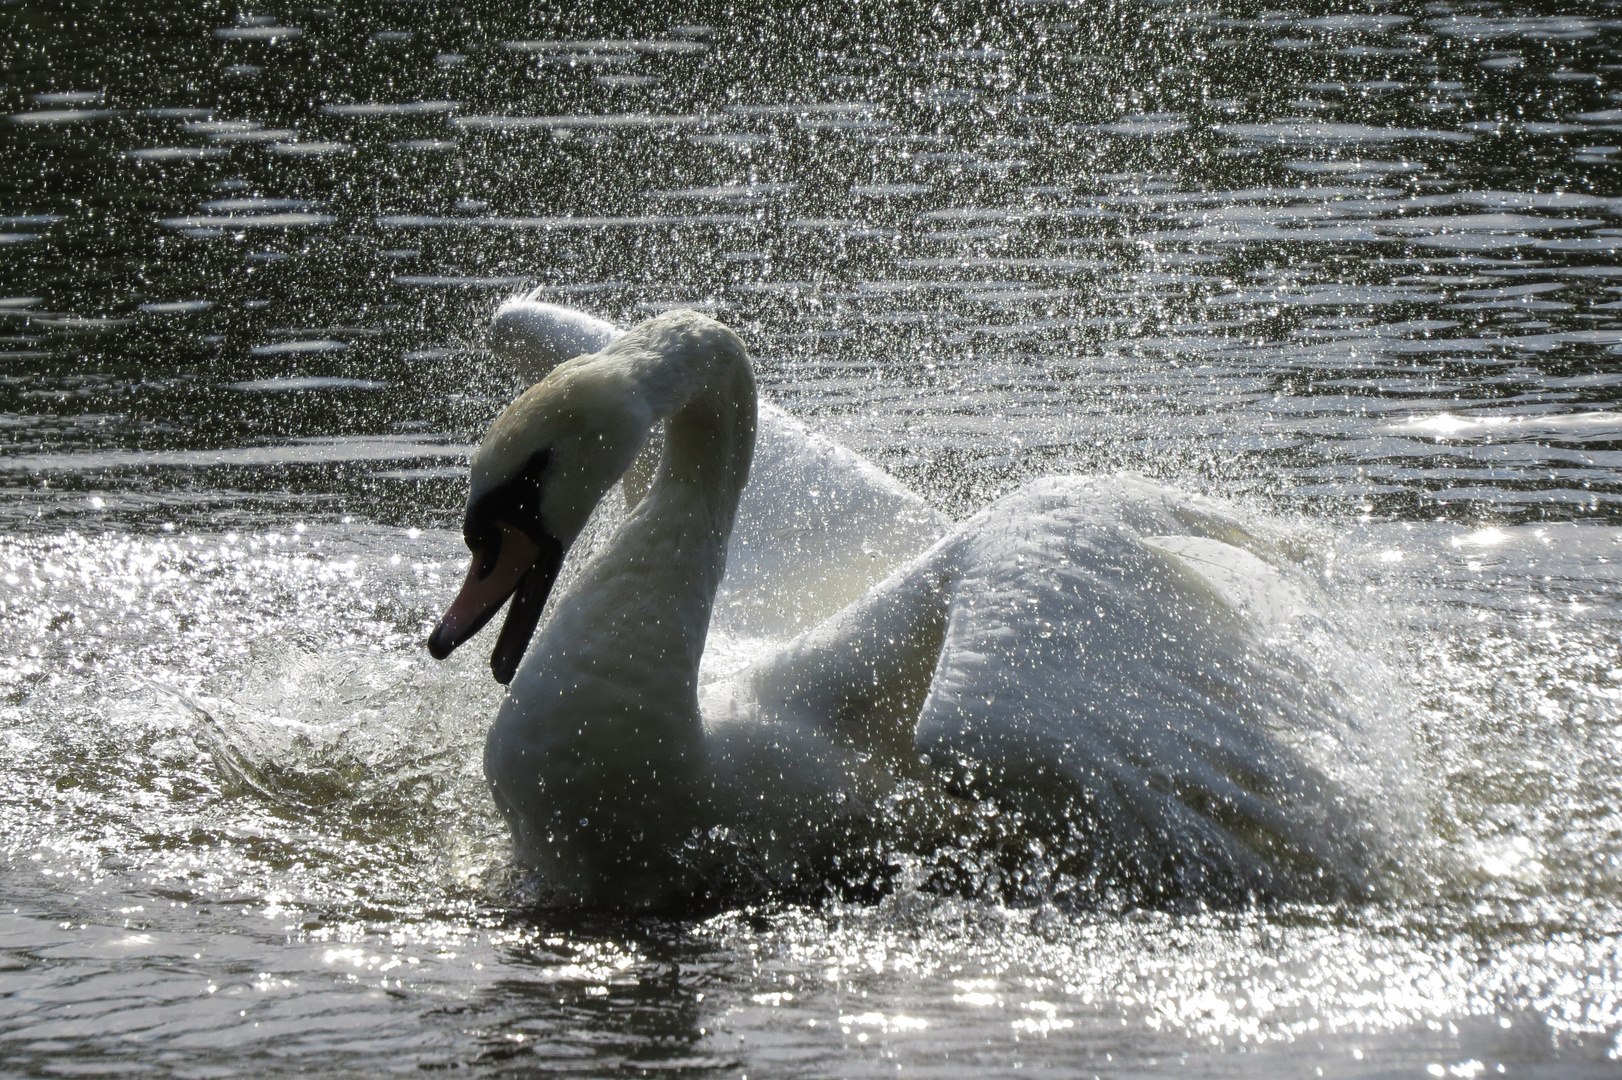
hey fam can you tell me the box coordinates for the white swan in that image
[433,309,1395,908]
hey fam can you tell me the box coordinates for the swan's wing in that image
[735,535,954,759]
[575,402,948,644]
[717,403,948,637]
[487,298,620,382]
[910,476,1380,900]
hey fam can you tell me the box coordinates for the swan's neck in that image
[487,319,756,880]
[572,340,756,698]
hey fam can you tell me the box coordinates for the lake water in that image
[3,0,1622,1075]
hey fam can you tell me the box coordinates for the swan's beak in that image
[427,522,565,684]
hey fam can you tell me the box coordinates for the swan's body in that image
[436,307,1398,908]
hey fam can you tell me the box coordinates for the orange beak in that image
[428,522,564,683]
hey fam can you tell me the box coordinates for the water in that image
[2,0,1621,1074]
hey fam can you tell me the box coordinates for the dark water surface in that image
[3,0,1622,1076]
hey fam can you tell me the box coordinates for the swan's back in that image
[748,475,1409,903]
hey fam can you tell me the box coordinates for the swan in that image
[431,308,1396,908]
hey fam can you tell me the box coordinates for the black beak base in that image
[490,535,565,685]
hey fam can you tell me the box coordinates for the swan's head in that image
[428,350,652,683]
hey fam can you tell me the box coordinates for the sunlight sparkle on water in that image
[5,0,1622,1074]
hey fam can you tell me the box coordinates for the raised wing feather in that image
[911,476,1380,901]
